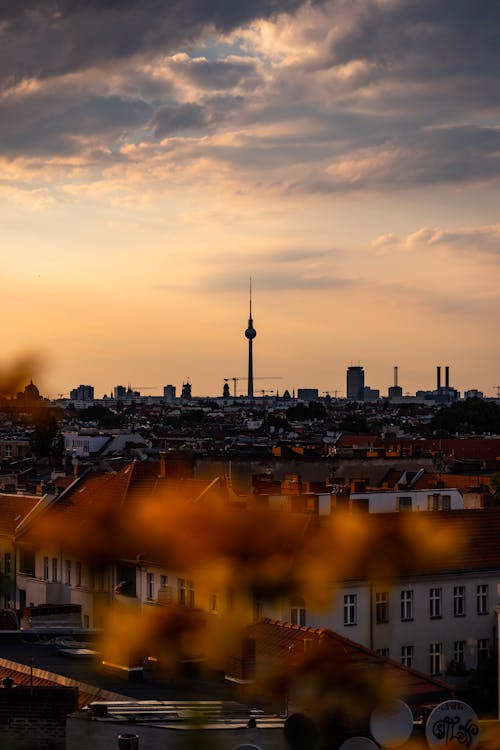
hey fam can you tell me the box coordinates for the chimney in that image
[159,451,167,478]
[436,366,441,390]
[394,366,398,388]
[445,366,450,389]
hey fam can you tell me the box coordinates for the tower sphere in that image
[245,325,256,340]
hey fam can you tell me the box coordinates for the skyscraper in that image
[245,280,256,398]
[346,365,365,401]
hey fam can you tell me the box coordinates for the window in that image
[178,578,195,606]
[477,638,489,666]
[19,550,35,577]
[430,642,443,675]
[376,648,389,657]
[453,585,465,617]
[209,593,218,613]
[187,580,195,607]
[290,596,306,626]
[375,591,389,624]
[429,587,442,619]
[43,556,49,581]
[397,497,412,512]
[160,575,168,589]
[178,578,186,604]
[51,558,58,582]
[4,553,12,576]
[253,598,263,621]
[427,493,451,511]
[401,590,413,621]
[65,560,71,586]
[454,640,465,665]
[477,584,488,615]
[146,572,154,601]
[343,593,357,626]
[76,562,82,587]
[401,645,414,668]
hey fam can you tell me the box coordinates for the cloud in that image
[0,0,308,87]
[1,0,500,199]
[403,223,500,259]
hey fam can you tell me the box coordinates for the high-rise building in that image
[244,280,256,398]
[163,384,176,402]
[114,385,126,399]
[70,384,94,401]
[346,366,365,401]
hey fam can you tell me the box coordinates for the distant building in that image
[464,389,484,399]
[113,385,126,399]
[163,384,176,402]
[346,366,364,401]
[297,388,319,402]
[70,385,94,401]
[363,386,379,403]
[222,382,230,398]
[181,381,192,400]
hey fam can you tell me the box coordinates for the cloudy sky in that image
[2,0,499,398]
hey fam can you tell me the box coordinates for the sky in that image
[1,0,499,399]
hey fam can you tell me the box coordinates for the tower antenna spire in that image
[244,278,257,398]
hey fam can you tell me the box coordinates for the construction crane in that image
[224,376,282,398]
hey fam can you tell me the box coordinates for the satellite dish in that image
[369,699,413,747]
[338,738,379,750]
[425,700,480,749]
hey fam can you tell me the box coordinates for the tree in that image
[30,414,63,459]
[430,398,500,435]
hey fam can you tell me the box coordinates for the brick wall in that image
[0,685,78,750]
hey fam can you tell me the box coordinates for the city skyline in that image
[1,1,499,398]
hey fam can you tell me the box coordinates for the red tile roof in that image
[0,494,42,536]
[0,659,126,708]
[228,619,453,709]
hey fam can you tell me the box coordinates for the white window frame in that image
[453,585,465,617]
[146,572,154,601]
[51,557,58,583]
[477,584,488,615]
[43,556,49,581]
[430,642,443,675]
[477,638,489,666]
[343,593,357,626]
[65,560,71,586]
[453,640,465,665]
[401,590,413,621]
[375,591,389,624]
[429,587,442,619]
[290,596,306,626]
[401,645,413,668]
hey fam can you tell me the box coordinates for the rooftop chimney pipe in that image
[445,366,450,389]
[394,366,398,388]
[437,366,441,390]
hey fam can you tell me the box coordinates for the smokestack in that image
[437,366,441,390]
[394,366,398,388]
[445,366,450,389]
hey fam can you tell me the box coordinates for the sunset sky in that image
[2,0,499,398]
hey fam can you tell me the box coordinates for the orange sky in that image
[1,2,499,398]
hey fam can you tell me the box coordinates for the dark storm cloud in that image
[153,102,206,137]
[0,93,151,155]
[324,0,500,78]
[0,0,308,87]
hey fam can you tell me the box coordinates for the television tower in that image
[244,279,257,398]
